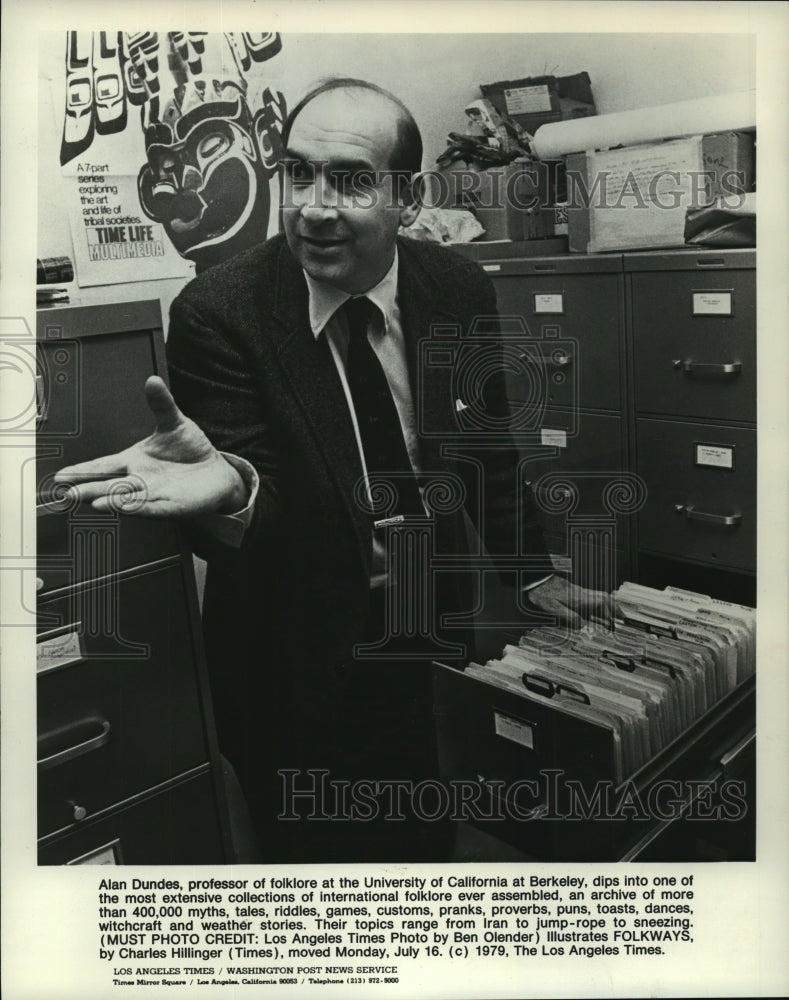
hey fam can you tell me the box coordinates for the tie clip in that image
[374,514,406,529]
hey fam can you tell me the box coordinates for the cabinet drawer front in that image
[36,507,180,593]
[495,272,623,411]
[37,562,208,836]
[38,772,225,865]
[36,330,162,477]
[517,410,629,539]
[636,419,755,571]
[631,270,755,421]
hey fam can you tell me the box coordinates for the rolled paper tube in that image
[531,90,756,159]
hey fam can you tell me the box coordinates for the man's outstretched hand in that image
[526,575,614,629]
[54,376,248,517]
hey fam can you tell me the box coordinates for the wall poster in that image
[58,31,286,284]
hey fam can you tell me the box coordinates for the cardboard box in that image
[434,160,556,241]
[566,131,755,253]
[480,72,596,135]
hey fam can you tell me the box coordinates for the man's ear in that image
[398,172,425,229]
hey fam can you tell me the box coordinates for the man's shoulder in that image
[396,235,495,313]
[397,234,489,283]
[175,233,291,314]
[398,236,490,291]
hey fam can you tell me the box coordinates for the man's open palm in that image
[54,376,246,517]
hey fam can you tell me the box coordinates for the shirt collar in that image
[306,250,399,339]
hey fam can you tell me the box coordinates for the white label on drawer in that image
[696,444,734,469]
[482,263,501,272]
[693,291,732,315]
[534,292,564,314]
[494,712,534,749]
[68,841,120,865]
[36,628,84,674]
[504,84,552,115]
[541,428,567,448]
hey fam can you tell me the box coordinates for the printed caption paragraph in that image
[97,872,696,987]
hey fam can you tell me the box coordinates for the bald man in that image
[58,78,610,862]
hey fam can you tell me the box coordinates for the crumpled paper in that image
[401,207,485,244]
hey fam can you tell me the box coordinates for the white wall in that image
[38,31,755,316]
[281,32,755,172]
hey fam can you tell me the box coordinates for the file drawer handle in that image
[36,373,47,421]
[671,360,742,375]
[720,731,755,779]
[675,504,742,527]
[37,719,111,771]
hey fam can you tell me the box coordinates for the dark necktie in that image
[342,295,424,517]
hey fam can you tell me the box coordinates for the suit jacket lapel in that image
[267,238,463,568]
[270,242,372,568]
[397,238,461,473]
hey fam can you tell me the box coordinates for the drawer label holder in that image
[36,625,85,674]
[494,711,535,749]
[534,292,564,314]
[695,442,735,470]
[692,290,733,316]
[541,428,567,448]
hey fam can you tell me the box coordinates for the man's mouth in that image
[300,234,347,249]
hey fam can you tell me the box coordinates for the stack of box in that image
[433,72,596,245]
[565,131,755,253]
[467,160,556,241]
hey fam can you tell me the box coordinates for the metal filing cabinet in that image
[626,250,756,605]
[435,245,756,862]
[36,299,231,865]
[482,253,630,592]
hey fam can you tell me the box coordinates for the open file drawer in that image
[433,662,755,861]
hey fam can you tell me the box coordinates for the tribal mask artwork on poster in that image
[60,32,287,272]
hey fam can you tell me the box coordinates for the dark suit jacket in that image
[166,233,549,783]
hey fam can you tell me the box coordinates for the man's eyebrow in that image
[283,148,309,165]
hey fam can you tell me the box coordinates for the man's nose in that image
[296,174,340,222]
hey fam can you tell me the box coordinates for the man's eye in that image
[286,161,314,185]
[330,169,372,195]
[329,169,352,193]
